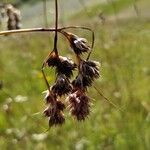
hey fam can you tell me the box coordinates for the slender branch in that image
[41,66,51,93]
[0,26,94,49]
[0,28,56,36]
[94,85,124,112]
[0,26,95,61]
[86,30,95,60]
[53,0,58,54]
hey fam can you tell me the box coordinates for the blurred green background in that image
[0,0,150,149]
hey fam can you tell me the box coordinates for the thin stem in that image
[0,28,56,36]
[41,66,51,93]
[0,26,94,51]
[53,0,58,54]
[94,85,124,112]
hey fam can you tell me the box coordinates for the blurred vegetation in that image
[0,0,150,149]
[1,0,43,6]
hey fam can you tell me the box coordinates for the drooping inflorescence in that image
[40,0,100,127]
[0,0,100,127]
[42,29,100,127]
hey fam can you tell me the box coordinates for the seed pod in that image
[56,56,76,78]
[72,74,83,90]
[43,106,53,117]
[46,51,60,67]
[44,90,56,104]
[49,111,65,127]
[52,74,72,96]
[63,32,91,55]
[44,100,66,126]
[68,90,90,121]
[80,60,100,80]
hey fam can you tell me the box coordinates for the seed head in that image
[52,74,72,96]
[72,74,83,90]
[80,60,100,80]
[44,90,56,104]
[68,90,90,121]
[49,111,65,127]
[65,32,91,55]
[56,56,76,78]
[44,100,65,127]
[72,74,94,90]
[46,51,60,67]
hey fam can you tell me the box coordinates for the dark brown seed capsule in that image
[46,51,60,67]
[56,56,76,78]
[80,60,100,80]
[49,112,65,127]
[68,90,90,121]
[52,74,72,96]
[63,32,91,55]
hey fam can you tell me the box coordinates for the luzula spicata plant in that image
[39,0,100,126]
[0,0,102,127]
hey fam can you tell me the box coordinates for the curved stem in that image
[0,26,94,61]
[60,26,95,49]
[60,26,95,60]
[0,26,94,54]
[94,85,124,112]
[41,66,51,93]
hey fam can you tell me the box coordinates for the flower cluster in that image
[65,32,90,55]
[44,93,65,126]
[43,32,100,127]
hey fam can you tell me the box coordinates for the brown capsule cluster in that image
[5,4,21,30]
[43,32,100,127]
[44,93,65,126]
